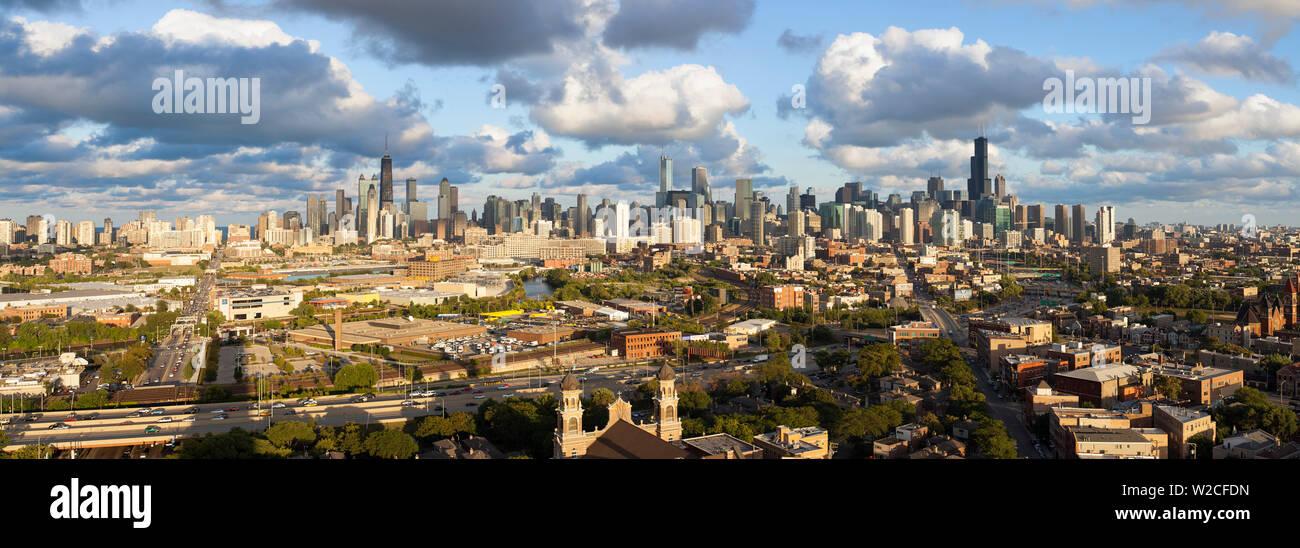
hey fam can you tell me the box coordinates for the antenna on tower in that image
[385,132,389,154]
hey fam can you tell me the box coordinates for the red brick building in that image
[49,253,92,275]
[611,328,681,360]
[759,285,805,310]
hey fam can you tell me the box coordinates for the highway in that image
[136,257,220,387]
[1,356,755,451]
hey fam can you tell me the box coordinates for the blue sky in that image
[0,0,1297,227]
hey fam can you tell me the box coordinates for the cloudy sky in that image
[0,0,1297,226]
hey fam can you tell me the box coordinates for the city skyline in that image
[0,1,1298,226]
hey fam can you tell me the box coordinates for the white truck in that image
[751,354,769,363]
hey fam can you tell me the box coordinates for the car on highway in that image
[211,413,228,420]
[184,407,199,414]
[400,400,416,407]
[157,416,173,423]
[225,406,239,412]
[284,409,297,415]
[301,399,319,407]
[145,426,161,433]
[466,402,478,407]
[49,422,70,430]
[272,401,286,408]
[182,416,196,422]
[473,394,486,399]
[150,408,165,415]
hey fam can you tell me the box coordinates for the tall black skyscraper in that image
[379,144,394,211]
[967,136,991,199]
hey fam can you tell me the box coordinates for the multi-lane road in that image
[136,258,220,387]
[1,356,748,450]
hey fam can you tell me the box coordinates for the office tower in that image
[900,208,915,245]
[994,174,1007,199]
[54,220,71,246]
[736,178,753,220]
[750,201,765,246]
[358,175,378,240]
[1123,218,1138,240]
[1071,204,1086,245]
[691,166,711,203]
[1055,204,1070,238]
[1027,205,1045,230]
[449,186,459,214]
[789,209,805,238]
[927,176,944,200]
[257,211,278,241]
[0,219,13,245]
[994,204,1012,235]
[576,194,588,237]
[75,221,94,246]
[336,188,346,224]
[403,177,417,215]
[379,147,394,211]
[659,155,672,193]
[365,185,379,243]
[307,194,320,238]
[1096,205,1115,245]
[1014,205,1028,231]
[886,193,902,210]
[800,187,816,212]
[138,210,157,225]
[967,136,992,199]
[436,178,451,220]
[786,186,800,219]
[100,218,114,246]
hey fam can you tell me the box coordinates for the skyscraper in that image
[736,178,753,221]
[1096,205,1115,245]
[366,185,379,243]
[405,177,417,215]
[800,187,816,212]
[900,207,915,245]
[659,155,672,193]
[927,176,944,200]
[576,194,588,237]
[786,186,799,219]
[994,174,1007,199]
[1071,204,1086,245]
[379,148,393,211]
[691,166,711,204]
[335,188,346,232]
[437,178,451,220]
[1055,204,1070,239]
[967,136,992,199]
[750,201,764,246]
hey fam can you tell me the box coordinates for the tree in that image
[363,429,418,459]
[1211,387,1298,439]
[589,388,616,407]
[971,418,1018,459]
[1152,374,1182,401]
[856,343,901,377]
[1187,434,1214,460]
[333,363,378,392]
[265,420,316,451]
[411,412,476,441]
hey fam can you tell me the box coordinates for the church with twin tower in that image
[554,363,682,458]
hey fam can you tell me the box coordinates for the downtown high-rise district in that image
[0,135,1141,256]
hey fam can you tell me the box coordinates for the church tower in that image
[554,373,586,458]
[654,363,681,442]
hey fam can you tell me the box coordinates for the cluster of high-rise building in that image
[0,135,1126,259]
